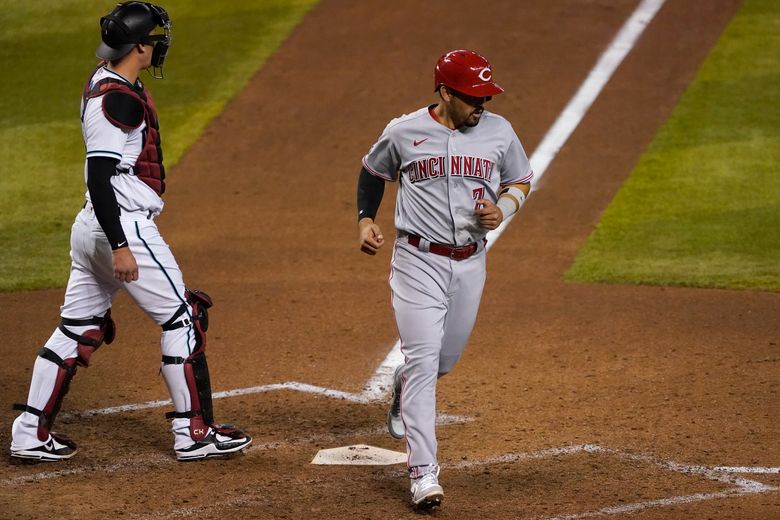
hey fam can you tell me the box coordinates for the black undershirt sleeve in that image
[87,156,128,250]
[356,167,386,221]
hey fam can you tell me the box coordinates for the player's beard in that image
[463,107,484,128]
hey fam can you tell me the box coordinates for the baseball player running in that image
[10,2,251,463]
[357,50,533,509]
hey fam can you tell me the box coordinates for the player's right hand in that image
[474,198,503,230]
[112,247,139,283]
[358,218,385,255]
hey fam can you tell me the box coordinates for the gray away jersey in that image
[362,106,533,246]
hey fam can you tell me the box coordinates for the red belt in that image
[407,235,478,260]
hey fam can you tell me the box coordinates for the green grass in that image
[565,0,780,292]
[0,0,317,291]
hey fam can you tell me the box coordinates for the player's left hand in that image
[474,199,503,230]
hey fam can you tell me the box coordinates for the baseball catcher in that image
[10,2,252,463]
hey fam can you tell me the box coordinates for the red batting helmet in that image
[434,49,504,97]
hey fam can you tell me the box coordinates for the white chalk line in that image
[520,0,668,187]
[67,382,373,418]
[553,448,779,520]
[432,439,780,520]
[484,0,667,244]
[419,444,779,520]
[712,465,780,474]
[64,344,402,419]
[525,444,780,520]
[538,491,757,520]
[65,381,470,423]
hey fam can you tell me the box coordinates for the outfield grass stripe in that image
[566,0,780,292]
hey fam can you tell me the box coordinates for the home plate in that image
[311,444,406,465]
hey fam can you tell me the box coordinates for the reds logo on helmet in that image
[434,49,504,97]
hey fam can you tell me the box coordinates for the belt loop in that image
[417,237,430,253]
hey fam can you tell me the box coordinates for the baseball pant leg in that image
[390,240,450,469]
[12,211,117,450]
[438,249,486,375]
[120,219,197,449]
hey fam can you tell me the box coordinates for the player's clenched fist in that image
[474,199,503,230]
[358,218,385,255]
[112,247,139,283]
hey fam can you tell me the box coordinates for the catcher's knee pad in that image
[58,309,117,367]
[161,289,214,441]
[13,348,78,442]
[161,289,211,347]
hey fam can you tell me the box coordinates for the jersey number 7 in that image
[472,187,485,209]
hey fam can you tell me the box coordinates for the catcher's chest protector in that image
[82,74,166,195]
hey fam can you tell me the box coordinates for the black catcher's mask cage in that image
[143,3,171,79]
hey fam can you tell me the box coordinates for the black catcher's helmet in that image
[96,2,172,76]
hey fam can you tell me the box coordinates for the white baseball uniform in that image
[363,105,532,470]
[11,66,198,452]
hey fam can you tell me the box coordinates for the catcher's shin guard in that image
[161,289,221,441]
[12,311,115,442]
[13,348,78,442]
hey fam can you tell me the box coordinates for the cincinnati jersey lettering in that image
[404,155,496,184]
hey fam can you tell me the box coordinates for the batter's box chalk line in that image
[470,444,780,520]
[65,375,472,428]
[373,444,780,519]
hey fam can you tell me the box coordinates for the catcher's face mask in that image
[141,4,172,79]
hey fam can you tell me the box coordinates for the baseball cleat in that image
[10,433,77,463]
[175,425,252,461]
[387,364,405,439]
[410,466,444,510]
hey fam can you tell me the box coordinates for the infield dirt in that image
[2,1,778,519]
